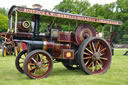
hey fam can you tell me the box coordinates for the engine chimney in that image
[32,4,42,10]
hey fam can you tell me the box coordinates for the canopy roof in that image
[8,5,122,25]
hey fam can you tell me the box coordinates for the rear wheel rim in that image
[81,38,111,74]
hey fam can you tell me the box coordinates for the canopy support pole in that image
[110,25,112,32]
[15,11,18,33]
[102,24,105,37]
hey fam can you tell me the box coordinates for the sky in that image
[0,0,117,10]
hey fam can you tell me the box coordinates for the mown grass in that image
[0,49,128,85]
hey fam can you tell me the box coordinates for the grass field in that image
[0,49,128,85]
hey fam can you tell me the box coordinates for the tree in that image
[0,13,8,32]
[55,0,90,15]
[0,8,8,16]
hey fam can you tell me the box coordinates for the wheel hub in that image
[93,52,101,60]
[37,62,42,69]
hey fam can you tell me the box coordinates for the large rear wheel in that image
[24,50,53,79]
[78,37,112,74]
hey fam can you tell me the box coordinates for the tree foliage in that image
[0,8,8,16]
[0,13,8,32]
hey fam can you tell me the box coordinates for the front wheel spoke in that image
[33,69,37,74]
[40,68,46,72]
[28,63,35,66]
[36,54,39,61]
[29,67,36,71]
[92,42,96,53]
[85,48,93,54]
[31,58,38,64]
[96,61,103,70]
[83,57,91,60]
[39,68,41,75]
[100,48,106,53]
[42,64,49,68]
[100,57,108,60]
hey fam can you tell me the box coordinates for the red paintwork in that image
[14,32,33,38]
[58,32,75,42]
[62,49,74,59]
[8,6,122,25]
[22,42,27,50]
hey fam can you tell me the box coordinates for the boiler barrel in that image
[25,40,70,51]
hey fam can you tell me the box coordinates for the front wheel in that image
[78,37,112,74]
[24,50,53,79]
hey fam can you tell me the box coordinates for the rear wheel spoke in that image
[95,61,97,71]
[98,45,101,52]
[96,41,99,50]
[84,52,90,55]
[83,57,91,60]
[89,43,93,52]
[96,61,103,70]
[92,42,96,53]
[92,61,94,72]
[85,48,93,54]
[100,48,106,53]
[100,53,105,56]
[98,59,104,65]
[88,61,93,68]
[100,57,108,60]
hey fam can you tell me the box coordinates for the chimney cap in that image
[32,4,42,9]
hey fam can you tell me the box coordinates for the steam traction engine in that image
[0,32,15,56]
[7,5,122,79]
[0,32,27,57]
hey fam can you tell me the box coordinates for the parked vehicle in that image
[7,5,122,79]
[0,32,27,56]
